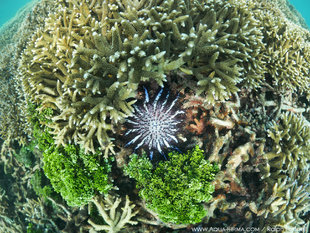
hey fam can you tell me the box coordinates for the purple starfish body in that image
[125,87,184,158]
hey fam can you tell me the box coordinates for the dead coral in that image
[201,131,265,227]
[88,194,138,233]
[183,93,240,142]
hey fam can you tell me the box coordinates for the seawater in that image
[0,0,309,29]
[0,0,33,27]
[290,0,310,28]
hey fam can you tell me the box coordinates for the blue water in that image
[290,0,310,28]
[0,0,309,29]
[0,0,32,26]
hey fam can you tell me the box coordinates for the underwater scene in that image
[0,0,309,232]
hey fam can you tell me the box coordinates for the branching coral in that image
[0,72,27,152]
[255,170,310,232]
[124,146,219,225]
[264,112,310,179]
[0,0,57,153]
[19,0,266,154]
[253,0,310,97]
[20,197,60,231]
[19,0,140,154]
[43,142,113,207]
[256,112,310,232]
[88,194,138,233]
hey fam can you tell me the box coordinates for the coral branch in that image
[88,195,138,233]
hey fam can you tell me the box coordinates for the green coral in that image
[27,103,54,152]
[28,104,113,207]
[30,169,59,201]
[26,222,44,233]
[124,146,219,224]
[9,103,51,167]
[43,142,113,207]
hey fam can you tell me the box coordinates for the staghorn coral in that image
[0,0,57,153]
[19,0,161,154]
[20,197,60,231]
[253,0,310,97]
[263,112,310,180]
[255,112,310,232]
[88,194,138,233]
[0,72,27,152]
[255,169,310,233]
[19,0,265,154]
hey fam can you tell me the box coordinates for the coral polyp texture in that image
[19,0,268,154]
[253,0,310,96]
[1,0,310,232]
[124,146,219,225]
[125,88,183,157]
[257,112,310,232]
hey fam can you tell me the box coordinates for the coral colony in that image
[1,0,310,231]
[125,88,183,158]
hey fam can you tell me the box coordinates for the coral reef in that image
[256,112,310,232]
[125,146,219,225]
[0,0,310,232]
[253,0,310,97]
[88,194,138,233]
[19,0,266,154]
[0,0,57,152]
[0,72,27,152]
[272,0,309,29]
[125,87,184,157]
